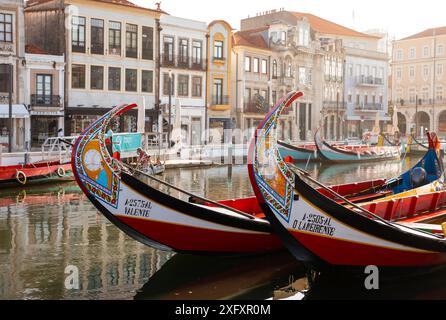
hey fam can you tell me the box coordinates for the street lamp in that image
[168,70,172,147]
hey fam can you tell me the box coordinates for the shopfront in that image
[30,110,64,148]
[0,104,30,151]
[66,108,139,136]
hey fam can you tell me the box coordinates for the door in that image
[36,74,53,105]
[191,117,201,146]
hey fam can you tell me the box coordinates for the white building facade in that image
[159,15,207,146]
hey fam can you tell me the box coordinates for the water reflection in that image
[0,157,428,299]
[135,252,304,300]
[0,185,173,300]
[295,267,446,300]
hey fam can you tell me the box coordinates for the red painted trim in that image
[117,215,283,254]
[291,230,446,267]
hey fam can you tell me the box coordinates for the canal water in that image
[1,156,446,300]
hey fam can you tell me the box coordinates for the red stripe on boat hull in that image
[291,230,446,267]
[117,215,283,254]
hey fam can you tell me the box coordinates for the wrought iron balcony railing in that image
[31,95,61,108]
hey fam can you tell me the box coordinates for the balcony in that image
[161,54,207,71]
[279,76,294,87]
[355,103,384,112]
[399,99,446,106]
[357,76,384,86]
[30,95,61,108]
[244,102,265,114]
[323,101,347,112]
[211,95,230,106]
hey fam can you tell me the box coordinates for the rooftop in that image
[292,12,379,39]
[401,27,446,40]
[26,0,166,14]
[233,27,270,50]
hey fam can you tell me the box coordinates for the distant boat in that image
[315,130,402,163]
[278,141,319,162]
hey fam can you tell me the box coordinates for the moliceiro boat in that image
[250,91,446,269]
[278,141,319,162]
[315,130,402,163]
[72,102,442,256]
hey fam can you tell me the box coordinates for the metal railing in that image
[211,95,230,106]
[355,103,384,111]
[357,76,384,86]
[31,95,61,108]
[161,54,207,71]
[323,101,347,110]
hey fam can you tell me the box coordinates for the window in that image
[409,88,416,103]
[348,92,352,103]
[286,59,292,77]
[0,64,11,92]
[36,74,52,105]
[71,65,85,89]
[298,67,306,84]
[244,88,251,104]
[396,49,403,61]
[163,73,174,95]
[409,66,415,79]
[272,91,277,105]
[91,19,104,55]
[192,41,202,65]
[281,31,286,43]
[142,26,153,60]
[108,67,121,91]
[438,45,444,56]
[356,94,360,105]
[272,60,277,78]
[141,70,153,93]
[109,21,121,55]
[90,66,104,90]
[163,36,174,63]
[437,63,443,76]
[125,69,137,92]
[178,75,189,96]
[213,78,223,104]
[179,39,189,66]
[261,59,268,74]
[356,65,361,77]
[261,89,268,100]
[192,76,202,97]
[424,65,430,77]
[436,86,443,101]
[422,87,429,101]
[245,56,251,72]
[409,47,416,59]
[0,13,13,43]
[423,46,430,57]
[214,41,223,59]
[126,24,138,58]
[253,58,259,73]
[72,16,86,53]
[396,67,402,80]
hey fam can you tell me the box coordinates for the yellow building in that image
[207,20,233,143]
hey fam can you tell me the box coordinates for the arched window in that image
[273,60,278,78]
[285,57,292,78]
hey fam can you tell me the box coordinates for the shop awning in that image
[0,104,30,119]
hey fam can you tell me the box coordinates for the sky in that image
[133,0,446,40]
